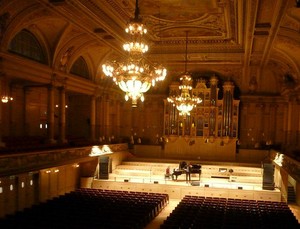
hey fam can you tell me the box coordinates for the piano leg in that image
[172,174,176,180]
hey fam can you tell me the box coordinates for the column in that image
[99,96,105,140]
[286,99,295,145]
[104,96,110,138]
[58,86,67,144]
[90,95,96,142]
[23,87,29,136]
[115,99,121,140]
[273,104,278,145]
[0,79,4,147]
[47,85,56,144]
[282,100,288,145]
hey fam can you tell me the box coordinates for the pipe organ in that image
[164,76,240,141]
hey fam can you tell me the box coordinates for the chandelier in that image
[167,31,201,116]
[102,0,167,107]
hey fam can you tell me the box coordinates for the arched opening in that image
[8,29,47,64]
[70,56,89,79]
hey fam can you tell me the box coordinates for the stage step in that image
[287,185,296,203]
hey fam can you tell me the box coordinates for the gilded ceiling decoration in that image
[0,0,300,96]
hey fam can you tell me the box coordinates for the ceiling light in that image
[102,0,167,107]
[167,31,201,117]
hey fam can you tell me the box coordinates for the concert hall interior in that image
[1,0,300,228]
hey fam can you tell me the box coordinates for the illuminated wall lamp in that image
[1,96,13,103]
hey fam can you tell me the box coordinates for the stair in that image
[287,185,296,203]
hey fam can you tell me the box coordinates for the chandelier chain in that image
[167,31,201,117]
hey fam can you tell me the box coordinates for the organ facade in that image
[164,75,240,143]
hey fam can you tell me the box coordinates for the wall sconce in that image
[1,79,13,103]
[1,95,13,103]
[55,104,68,108]
[1,77,14,103]
[1,88,14,103]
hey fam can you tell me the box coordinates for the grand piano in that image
[172,162,201,181]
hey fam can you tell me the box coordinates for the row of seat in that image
[161,196,299,229]
[0,188,169,229]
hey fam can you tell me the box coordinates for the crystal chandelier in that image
[167,32,201,116]
[167,74,201,116]
[102,0,167,107]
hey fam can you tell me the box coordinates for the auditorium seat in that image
[0,188,169,229]
[160,195,299,229]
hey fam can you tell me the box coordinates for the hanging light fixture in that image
[102,0,167,108]
[167,31,201,117]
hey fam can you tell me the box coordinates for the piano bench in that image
[165,174,172,179]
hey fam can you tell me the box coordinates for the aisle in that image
[289,204,300,224]
[145,199,180,229]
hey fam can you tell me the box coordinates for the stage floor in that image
[107,173,266,191]
[90,160,281,201]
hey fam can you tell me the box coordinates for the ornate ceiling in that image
[1,0,300,96]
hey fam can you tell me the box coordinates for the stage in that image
[82,160,282,202]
